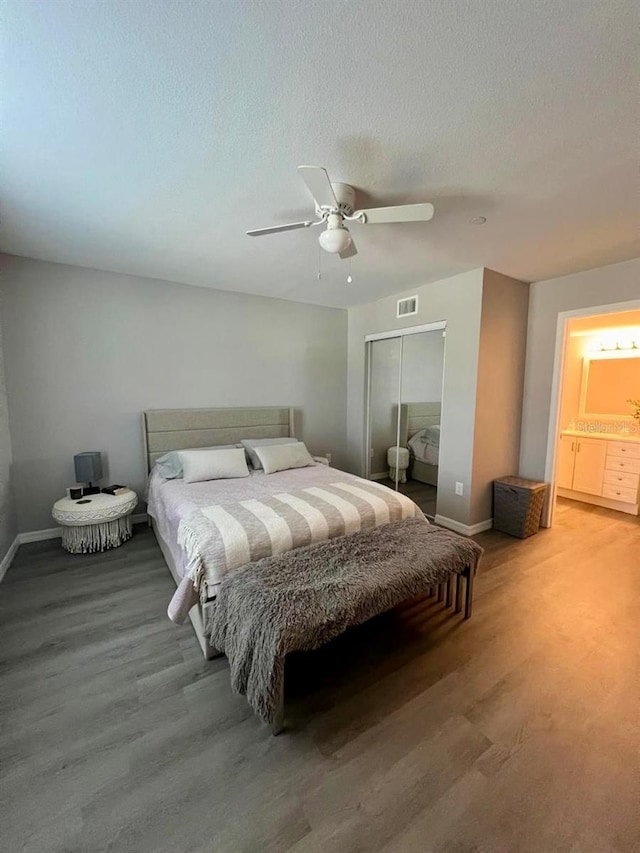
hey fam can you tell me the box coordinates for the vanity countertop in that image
[562,429,640,445]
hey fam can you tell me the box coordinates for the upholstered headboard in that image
[142,407,295,472]
[399,402,441,446]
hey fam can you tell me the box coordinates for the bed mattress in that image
[147,463,423,599]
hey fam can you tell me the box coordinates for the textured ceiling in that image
[2,0,639,307]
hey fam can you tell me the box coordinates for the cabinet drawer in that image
[602,484,638,504]
[603,469,640,489]
[605,455,640,475]
[606,441,640,460]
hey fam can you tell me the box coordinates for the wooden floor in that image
[380,477,438,518]
[1,499,639,852]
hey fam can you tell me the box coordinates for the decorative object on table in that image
[493,477,548,538]
[101,484,128,496]
[52,489,137,554]
[67,485,83,500]
[387,445,410,483]
[73,451,103,496]
[628,399,640,425]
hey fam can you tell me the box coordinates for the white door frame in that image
[543,298,640,527]
[364,320,447,343]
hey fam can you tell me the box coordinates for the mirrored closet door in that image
[366,323,446,520]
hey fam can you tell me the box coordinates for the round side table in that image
[387,446,410,484]
[52,490,138,554]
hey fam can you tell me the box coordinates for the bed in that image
[144,405,423,656]
[143,406,482,733]
[143,406,298,657]
[400,401,441,487]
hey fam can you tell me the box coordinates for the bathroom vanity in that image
[557,430,640,516]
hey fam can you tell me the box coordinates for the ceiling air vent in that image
[397,295,418,319]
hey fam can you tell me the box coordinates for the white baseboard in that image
[0,513,149,583]
[19,526,62,544]
[0,535,20,583]
[435,514,493,536]
[557,487,638,516]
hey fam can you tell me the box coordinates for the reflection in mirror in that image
[367,337,402,485]
[365,327,446,520]
[581,355,640,417]
[400,331,445,519]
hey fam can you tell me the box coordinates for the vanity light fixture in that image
[586,330,640,353]
[595,340,639,352]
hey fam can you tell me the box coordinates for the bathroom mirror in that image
[579,354,640,418]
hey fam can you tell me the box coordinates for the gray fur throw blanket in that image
[206,517,483,726]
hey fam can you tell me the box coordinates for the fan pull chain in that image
[317,243,322,281]
[347,258,353,284]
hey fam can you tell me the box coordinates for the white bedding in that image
[147,463,423,599]
[408,426,440,466]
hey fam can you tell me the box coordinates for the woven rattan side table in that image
[52,490,137,554]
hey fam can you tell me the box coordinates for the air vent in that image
[397,295,418,318]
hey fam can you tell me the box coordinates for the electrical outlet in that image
[370,447,375,458]
[325,452,332,465]
[455,482,464,496]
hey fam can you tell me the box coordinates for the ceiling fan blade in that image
[339,239,358,260]
[246,221,315,236]
[355,202,435,225]
[298,165,338,209]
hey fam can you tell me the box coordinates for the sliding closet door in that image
[366,324,446,501]
[399,329,445,512]
[367,337,402,483]
[400,330,445,414]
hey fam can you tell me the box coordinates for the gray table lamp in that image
[74,451,103,495]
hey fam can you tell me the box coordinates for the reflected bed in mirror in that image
[579,352,640,418]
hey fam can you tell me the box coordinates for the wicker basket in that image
[493,477,548,538]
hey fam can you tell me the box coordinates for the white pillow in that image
[180,448,250,484]
[155,444,241,479]
[240,437,300,470]
[253,442,315,475]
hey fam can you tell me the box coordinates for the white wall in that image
[520,258,640,482]
[348,270,485,527]
[0,295,17,563]
[471,270,529,524]
[348,268,530,529]
[0,255,348,532]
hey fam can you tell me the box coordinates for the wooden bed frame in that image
[399,402,441,487]
[142,406,296,659]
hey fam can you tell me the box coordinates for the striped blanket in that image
[177,479,423,600]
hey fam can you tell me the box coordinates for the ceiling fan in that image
[246,166,435,259]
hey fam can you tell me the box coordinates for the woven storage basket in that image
[493,477,548,538]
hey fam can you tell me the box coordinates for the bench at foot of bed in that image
[206,517,484,734]
[270,561,475,736]
[432,562,475,619]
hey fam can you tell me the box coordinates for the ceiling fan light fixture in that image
[318,227,352,254]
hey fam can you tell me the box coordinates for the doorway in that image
[365,322,446,520]
[549,307,640,526]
